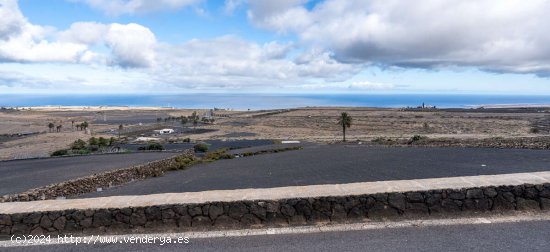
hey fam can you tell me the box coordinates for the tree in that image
[118,124,123,139]
[56,125,62,133]
[48,122,55,133]
[81,121,89,131]
[89,137,98,146]
[337,112,352,142]
[181,117,188,126]
[71,120,75,130]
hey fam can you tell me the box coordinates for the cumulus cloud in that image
[0,0,156,67]
[151,36,359,88]
[247,0,550,76]
[0,0,25,40]
[71,0,202,16]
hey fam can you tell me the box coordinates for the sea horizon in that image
[2,93,550,110]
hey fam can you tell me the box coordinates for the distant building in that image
[154,129,175,135]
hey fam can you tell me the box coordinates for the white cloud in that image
[105,23,156,67]
[0,0,25,40]
[348,81,394,90]
[71,0,202,16]
[247,0,550,76]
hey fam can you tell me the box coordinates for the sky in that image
[1,0,550,94]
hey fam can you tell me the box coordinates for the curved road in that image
[81,145,550,198]
[0,152,178,196]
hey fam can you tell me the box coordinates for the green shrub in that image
[174,155,199,170]
[71,139,87,150]
[204,149,234,161]
[88,137,98,146]
[51,149,68,156]
[194,143,209,152]
[138,143,165,151]
[98,137,109,147]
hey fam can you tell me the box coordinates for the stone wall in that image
[1,182,549,237]
[0,149,194,203]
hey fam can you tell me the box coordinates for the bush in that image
[71,139,87,150]
[194,143,209,152]
[51,149,68,156]
[204,149,234,161]
[408,135,427,144]
[530,127,540,133]
[89,137,98,146]
[174,155,199,170]
[138,143,165,151]
[182,137,191,143]
[98,137,109,147]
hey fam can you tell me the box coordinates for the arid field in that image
[1,106,549,160]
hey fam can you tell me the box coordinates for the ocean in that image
[1,94,550,110]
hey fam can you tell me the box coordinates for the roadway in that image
[80,145,550,198]
[6,219,550,251]
[0,152,178,196]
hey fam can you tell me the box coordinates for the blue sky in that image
[1,0,550,94]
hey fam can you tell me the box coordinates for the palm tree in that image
[48,122,55,133]
[71,120,75,130]
[337,112,352,142]
[118,124,123,139]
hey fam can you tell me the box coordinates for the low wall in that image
[1,172,550,237]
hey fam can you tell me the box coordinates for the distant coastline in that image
[2,94,550,110]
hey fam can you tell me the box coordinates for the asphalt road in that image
[81,145,550,198]
[0,152,177,196]
[7,220,550,251]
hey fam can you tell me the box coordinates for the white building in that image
[154,129,175,135]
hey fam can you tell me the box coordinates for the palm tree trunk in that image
[343,125,346,142]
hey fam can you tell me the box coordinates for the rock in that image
[120,208,133,216]
[129,213,147,226]
[93,210,112,227]
[250,204,267,220]
[289,215,307,225]
[0,215,12,226]
[240,214,261,226]
[483,188,498,198]
[524,187,538,199]
[11,224,28,235]
[405,192,424,203]
[201,205,210,216]
[492,195,515,211]
[228,203,249,219]
[294,200,312,216]
[39,216,52,228]
[173,206,188,216]
[208,204,224,220]
[145,207,162,220]
[309,210,330,223]
[214,215,239,228]
[191,216,211,228]
[466,189,484,199]
[115,213,130,223]
[463,199,491,211]
[441,199,461,212]
[312,199,331,215]
[161,209,176,219]
[331,204,347,221]
[347,206,366,219]
[188,206,203,217]
[448,191,466,200]
[23,213,42,224]
[425,194,442,206]
[512,186,524,196]
[280,204,296,217]
[368,202,399,219]
[30,227,45,235]
[404,203,429,216]
[177,216,192,227]
[388,193,406,211]
[265,201,280,213]
[540,198,550,210]
[53,216,66,231]
[540,188,550,198]
[516,198,540,211]
[80,218,93,228]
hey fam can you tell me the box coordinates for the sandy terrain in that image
[1,106,549,160]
